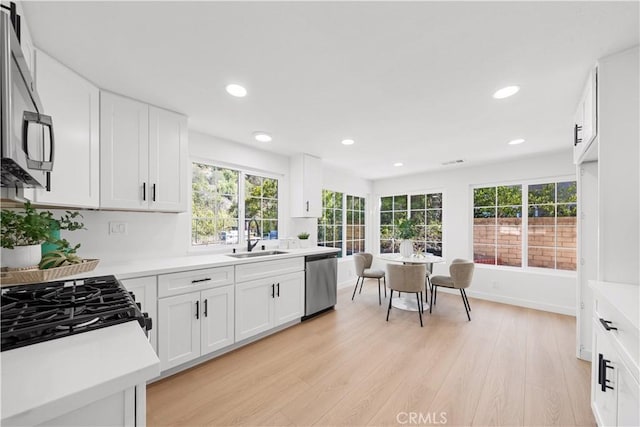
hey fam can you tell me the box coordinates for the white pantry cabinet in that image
[100,91,188,212]
[27,49,100,208]
[573,67,598,164]
[157,267,235,371]
[235,271,304,342]
[121,276,158,355]
[290,153,322,217]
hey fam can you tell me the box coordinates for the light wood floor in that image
[147,280,595,426]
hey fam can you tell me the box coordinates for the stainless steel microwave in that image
[1,12,54,189]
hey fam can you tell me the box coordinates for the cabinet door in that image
[100,91,149,210]
[617,362,640,427]
[158,293,201,371]
[274,272,304,326]
[201,285,235,355]
[31,50,100,208]
[121,276,158,355]
[592,324,618,427]
[235,279,274,342]
[290,153,322,217]
[148,107,188,212]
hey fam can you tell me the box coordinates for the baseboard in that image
[435,287,576,316]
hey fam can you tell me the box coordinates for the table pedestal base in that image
[391,295,429,312]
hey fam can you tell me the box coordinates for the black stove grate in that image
[1,275,149,352]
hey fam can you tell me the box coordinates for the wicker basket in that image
[0,259,100,286]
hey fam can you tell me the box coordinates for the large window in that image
[318,190,366,257]
[473,185,522,267]
[380,193,443,256]
[245,174,279,240]
[528,181,577,270]
[318,190,343,253]
[191,163,279,246]
[472,180,576,271]
[192,164,239,245]
[346,195,366,256]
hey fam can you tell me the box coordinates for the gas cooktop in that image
[1,275,151,352]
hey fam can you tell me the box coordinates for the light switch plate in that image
[109,221,128,235]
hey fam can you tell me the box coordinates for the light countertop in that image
[82,246,341,280]
[1,321,160,425]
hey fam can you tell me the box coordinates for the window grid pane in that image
[318,190,344,257]
[345,196,366,256]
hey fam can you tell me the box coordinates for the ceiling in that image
[23,1,639,180]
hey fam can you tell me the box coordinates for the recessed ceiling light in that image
[393,162,403,167]
[508,138,525,145]
[492,85,520,99]
[253,132,272,142]
[225,83,247,97]
[341,139,355,146]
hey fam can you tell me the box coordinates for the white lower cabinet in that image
[235,271,304,342]
[121,276,158,354]
[158,284,234,371]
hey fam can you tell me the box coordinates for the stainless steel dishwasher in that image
[303,253,338,319]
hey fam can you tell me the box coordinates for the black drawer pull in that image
[195,300,200,320]
[600,356,614,392]
[599,318,618,331]
[142,182,146,201]
[276,282,280,297]
[204,299,208,317]
[192,278,212,284]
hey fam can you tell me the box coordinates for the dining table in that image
[378,253,445,312]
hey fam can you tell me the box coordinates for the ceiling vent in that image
[441,159,464,166]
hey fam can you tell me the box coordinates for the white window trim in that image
[376,189,446,259]
[470,175,577,275]
[189,157,283,254]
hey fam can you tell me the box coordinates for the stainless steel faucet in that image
[247,218,260,252]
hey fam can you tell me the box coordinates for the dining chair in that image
[386,264,426,327]
[352,253,386,305]
[430,258,474,321]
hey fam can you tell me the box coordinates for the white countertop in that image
[82,246,341,280]
[1,321,160,425]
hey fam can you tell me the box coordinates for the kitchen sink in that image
[227,250,288,259]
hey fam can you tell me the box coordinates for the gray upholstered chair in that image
[430,258,474,321]
[386,264,427,327]
[352,253,386,305]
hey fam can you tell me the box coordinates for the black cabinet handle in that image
[599,318,618,331]
[574,124,583,146]
[142,182,146,201]
[204,299,208,317]
[600,356,614,392]
[152,184,156,202]
[276,282,280,297]
[306,201,309,212]
[598,354,603,385]
[191,278,212,284]
[271,284,275,298]
[195,300,200,320]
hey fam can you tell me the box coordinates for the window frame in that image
[189,158,282,251]
[317,190,368,258]
[378,189,445,258]
[470,175,577,275]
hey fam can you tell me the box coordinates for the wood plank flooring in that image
[147,280,595,426]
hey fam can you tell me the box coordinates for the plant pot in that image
[299,239,310,248]
[41,226,61,256]
[399,240,414,258]
[2,244,42,269]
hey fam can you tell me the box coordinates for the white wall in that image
[372,150,578,315]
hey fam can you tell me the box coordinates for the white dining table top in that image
[378,253,445,264]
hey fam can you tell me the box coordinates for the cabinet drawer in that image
[235,257,304,283]
[158,266,234,298]
[595,294,639,374]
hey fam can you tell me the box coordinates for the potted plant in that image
[395,217,418,258]
[1,202,85,270]
[297,232,311,248]
[1,202,54,269]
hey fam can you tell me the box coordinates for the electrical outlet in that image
[491,281,499,289]
[109,222,128,235]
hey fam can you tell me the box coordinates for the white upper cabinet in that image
[100,91,188,212]
[290,153,322,217]
[148,106,188,212]
[28,49,100,208]
[573,67,598,164]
